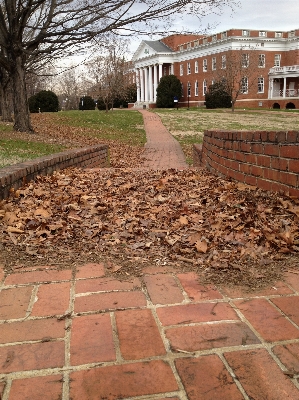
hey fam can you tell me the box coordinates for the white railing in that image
[272,89,299,98]
[270,65,299,74]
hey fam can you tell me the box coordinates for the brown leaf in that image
[7,226,24,233]
[195,239,208,253]
[34,208,51,218]
[179,215,188,226]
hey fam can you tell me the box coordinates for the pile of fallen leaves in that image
[1,167,298,288]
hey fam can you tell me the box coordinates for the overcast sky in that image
[130,0,299,54]
[190,0,299,33]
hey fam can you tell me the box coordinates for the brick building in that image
[132,28,299,109]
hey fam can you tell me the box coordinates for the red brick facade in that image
[133,28,299,109]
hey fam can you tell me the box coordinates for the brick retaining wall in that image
[194,130,299,198]
[0,145,109,200]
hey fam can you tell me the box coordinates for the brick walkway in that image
[139,110,188,170]
[1,111,299,399]
[1,264,299,399]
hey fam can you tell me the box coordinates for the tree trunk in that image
[231,100,236,113]
[0,79,13,122]
[10,55,33,132]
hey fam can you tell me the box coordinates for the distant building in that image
[132,29,299,109]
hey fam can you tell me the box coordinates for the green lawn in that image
[45,110,146,146]
[1,107,298,168]
[0,139,65,169]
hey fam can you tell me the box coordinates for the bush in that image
[29,90,59,113]
[205,81,232,109]
[79,96,96,110]
[156,75,182,108]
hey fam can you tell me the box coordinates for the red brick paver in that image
[176,355,244,400]
[139,110,188,170]
[69,360,178,399]
[1,255,299,400]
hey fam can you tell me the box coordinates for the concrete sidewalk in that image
[0,110,299,399]
[0,264,299,399]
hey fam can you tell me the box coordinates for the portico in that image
[136,63,171,103]
[132,40,174,107]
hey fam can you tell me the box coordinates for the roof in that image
[142,40,173,53]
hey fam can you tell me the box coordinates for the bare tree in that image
[0,65,13,122]
[213,46,261,112]
[87,40,130,112]
[0,0,236,132]
[56,68,87,110]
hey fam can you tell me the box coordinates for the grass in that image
[1,107,299,168]
[0,110,146,168]
[46,110,146,146]
[0,139,65,168]
[152,107,299,164]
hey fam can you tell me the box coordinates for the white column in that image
[144,67,148,102]
[283,77,287,98]
[136,69,140,102]
[158,64,163,81]
[269,78,273,99]
[148,65,153,102]
[140,68,144,102]
[153,64,158,102]
[170,63,174,75]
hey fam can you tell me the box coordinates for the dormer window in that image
[275,32,282,38]
[221,31,227,39]
[212,35,217,42]
[242,30,250,37]
[259,31,266,37]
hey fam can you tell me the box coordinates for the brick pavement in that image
[1,111,299,399]
[1,264,299,399]
[138,110,188,170]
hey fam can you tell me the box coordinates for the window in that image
[195,81,199,96]
[179,45,184,51]
[258,54,265,68]
[164,66,167,76]
[275,32,282,38]
[212,57,216,70]
[187,82,191,97]
[274,54,281,67]
[187,62,191,75]
[242,54,249,68]
[203,38,207,45]
[242,30,250,37]
[187,42,191,49]
[203,59,207,72]
[180,64,184,76]
[212,35,217,42]
[241,77,248,94]
[181,83,184,96]
[288,31,295,38]
[194,40,199,47]
[221,31,227,39]
[258,77,264,93]
[221,55,226,69]
[259,31,266,37]
[195,60,198,73]
[203,79,207,95]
